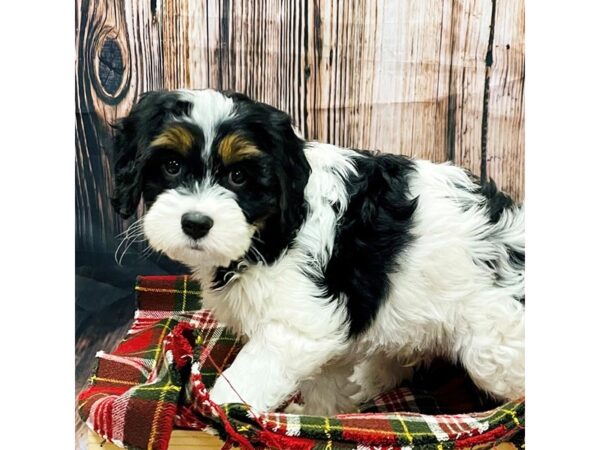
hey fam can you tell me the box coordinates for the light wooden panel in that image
[369,0,451,162]
[445,0,495,177]
[485,0,525,200]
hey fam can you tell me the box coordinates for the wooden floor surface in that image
[87,428,518,450]
[87,429,224,450]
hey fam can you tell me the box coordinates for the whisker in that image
[114,236,131,265]
[115,218,145,238]
[115,226,143,238]
[114,219,148,265]
[141,245,155,258]
[117,238,138,265]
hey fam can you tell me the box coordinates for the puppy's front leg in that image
[210,322,342,412]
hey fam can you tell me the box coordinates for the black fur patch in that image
[457,172,515,225]
[141,122,207,207]
[215,94,311,264]
[508,248,525,303]
[111,91,195,218]
[479,178,514,224]
[319,150,418,336]
[211,260,248,290]
[479,249,525,303]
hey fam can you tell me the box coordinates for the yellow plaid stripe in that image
[89,376,138,386]
[133,385,180,393]
[323,417,332,450]
[134,286,202,296]
[181,276,188,311]
[501,408,523,427]
[147,384,174,450]
[396,412,414,444]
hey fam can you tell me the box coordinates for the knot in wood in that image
[98,38,124,96]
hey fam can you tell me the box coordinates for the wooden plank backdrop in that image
[75,1,524,447]
[76,0,524,255]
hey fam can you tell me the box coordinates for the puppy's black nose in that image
[181,212,213,240]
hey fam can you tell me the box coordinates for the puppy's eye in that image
[228,169,247,187]
[162,159,182,177]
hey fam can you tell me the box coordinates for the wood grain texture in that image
[87,428,518,450]
[88,429,224,450]
[485,0,525,200]
[445,0,495,177]
[76,0,524,252]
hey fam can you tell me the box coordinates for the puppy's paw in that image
[210,376,275,412]
[210,378,243,405]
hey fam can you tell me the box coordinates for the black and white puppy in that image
[111,88,524,415]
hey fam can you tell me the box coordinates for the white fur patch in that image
[143,181,254,270]
[175,89,235,162]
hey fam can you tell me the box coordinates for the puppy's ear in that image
[267,108,311,237]
[110,115,143,219]
[229,93,310,236]
[110,91,191,218]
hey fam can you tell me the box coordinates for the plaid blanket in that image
[78,275,525,450]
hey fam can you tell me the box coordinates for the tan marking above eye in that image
[219,133,263,164]
[150,125,194,155]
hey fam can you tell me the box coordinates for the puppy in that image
[111,88,524,415]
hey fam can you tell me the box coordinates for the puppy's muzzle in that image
[181,212,214,240]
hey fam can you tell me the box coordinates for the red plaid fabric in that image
[78,275,524,449]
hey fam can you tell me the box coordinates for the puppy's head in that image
[111,89,310,271]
